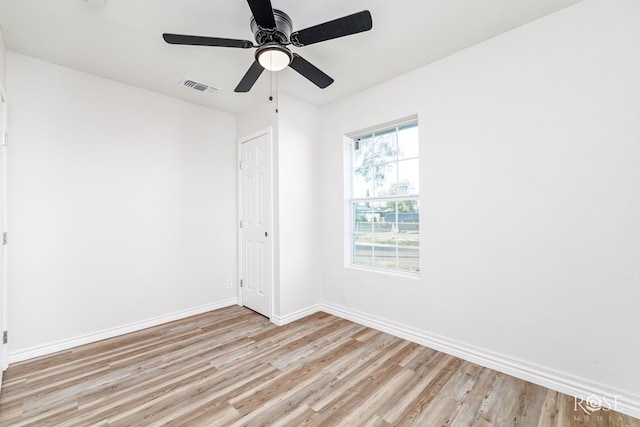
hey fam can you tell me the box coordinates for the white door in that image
[0,92,7,385]
[240,132,272,318]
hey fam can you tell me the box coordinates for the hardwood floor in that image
[0,306,638,426]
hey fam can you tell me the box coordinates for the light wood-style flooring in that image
[0,306,638,426]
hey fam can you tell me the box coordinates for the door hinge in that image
[240,279,243,288]
[2,132,7,146]
[239,160,243,170]
[2,331,7,345]
[2,232,6,245]
[240,220,243,229]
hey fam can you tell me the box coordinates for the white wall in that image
[319,0,640,414]
[0,26,6,373]
[7,53,238,358]
[0,26,6,91]
[276,95,321,320]
[237,95,321,322]
[236,99,277,142]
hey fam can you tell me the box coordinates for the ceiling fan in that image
[162,0,373,93]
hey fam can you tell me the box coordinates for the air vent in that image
[179,79,219,94]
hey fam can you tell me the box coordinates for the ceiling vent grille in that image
[179,78,219,94]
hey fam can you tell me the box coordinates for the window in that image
[349,120,419,274]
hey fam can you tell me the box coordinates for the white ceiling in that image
[0,0,582,114]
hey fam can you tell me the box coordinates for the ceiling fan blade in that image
[163,33,253,49]
[290,10,372,47]
[289,54,334,89]
[235,61,265,92]
[246,0,276,29]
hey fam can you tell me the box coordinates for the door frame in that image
[237,127,275,320]
[1,85,8,380]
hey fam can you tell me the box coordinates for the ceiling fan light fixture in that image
[256,44,292,72]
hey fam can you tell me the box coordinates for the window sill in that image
[346,264,421,280]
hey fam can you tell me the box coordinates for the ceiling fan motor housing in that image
[250,9,293,45]
[162,2,372,92]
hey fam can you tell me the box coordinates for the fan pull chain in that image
[268,71,279,114]
[269,70,273,101]
[275,71,279,114]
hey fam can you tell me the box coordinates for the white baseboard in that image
[9,298,238,364]
[320,301,640,420]
[271,304,322,326]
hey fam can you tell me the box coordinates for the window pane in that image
[397,158,419,195]
[398,123,419,160]
[397,235,420,272]
[352,169,372,199]
[374,162,397,197]
[373,129,398,164]
[371,130,397,191]
[370,201,388,230]
[353,234,373,267]
[381,200,419,225]
[352,135,373,169]
[397,208,419,234]
[353,202,374,233]
[398,200,420,238]
[372,235,396,270]
[353,201,376,267]
[352,136,374,199]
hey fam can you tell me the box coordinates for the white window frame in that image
[345,116,420,276]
